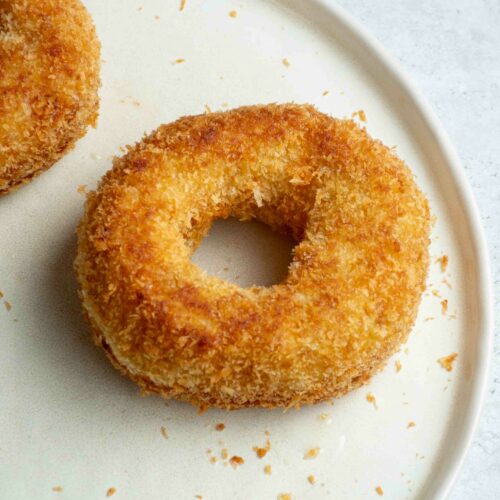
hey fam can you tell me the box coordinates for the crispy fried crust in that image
[75,104,430,409]
[0,0,100,194]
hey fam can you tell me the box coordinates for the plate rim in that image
[292,0,494,497]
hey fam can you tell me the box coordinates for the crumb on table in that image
[438,353,458,372]
[278,494,292,500]
[4,301,12,312]
[173,58,186,64]
[180,0,186,11]
[407,421,416,429]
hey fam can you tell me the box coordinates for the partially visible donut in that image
[75,104,430,410]
[0,0,100,195]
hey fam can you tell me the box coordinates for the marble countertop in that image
[334,0,500,498]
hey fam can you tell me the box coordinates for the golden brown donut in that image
[75,104,430,410]
[0,0,100,195]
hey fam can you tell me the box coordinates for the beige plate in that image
[0,1,492,499]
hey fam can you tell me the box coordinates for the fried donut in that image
[75,104,430,409]
[0,0,100,194]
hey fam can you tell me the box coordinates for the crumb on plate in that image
[282,58,290,67]
[229,456,244,468]
[307,474,316,485]
[395,359,402,372]
[303,447,320,460]
[215,423,225,431]
[375,485,384,496]
[352,110,367,122]
[106,487,117,497]
[229,10,237,18]
[366,392,378,409]
[160,426,168,439]
[441,299,448,315]
[437,255,449,272]
[264,464,272,475]
[438,353,458,372]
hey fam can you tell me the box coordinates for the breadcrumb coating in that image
[0,0,100,194]
[75,104,430,410]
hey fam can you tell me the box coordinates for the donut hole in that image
[191,217,296,288]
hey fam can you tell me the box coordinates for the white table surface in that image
[333,0,500,498]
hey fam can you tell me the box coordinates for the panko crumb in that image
[52,486,63,492]
[441,299,448,315]
[195,496,203,500]
[106,487,117,497]
[154,15,160,20]
[307,474,316,485]
[318,412,330,421]
[366,393,378,409]
[77,184,87,194]
[4,301,12,312]
[0,291,3,299]
[229,10,237,18]
[303,447,320,460]
[395,360,402,373]
[173,58,186,64]
[352,110,367,122]
[160,426,168,439]
[282,58,290,68]
[229,456,244,469]
[204,104,212,113]
[438,353,458,372]
[322,90,329,96]
[264,464,272,475]
[407,421,416,429]
[253,436,271,458]
[180,0,186,11]
[209,456,217,464]
[215,423,225,431]
[443,278,452,289]
[375,485,384,496]
[221,448,228,460]
[437,255,449,273]
[278,494,292,500]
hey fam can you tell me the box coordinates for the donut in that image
[0,0,100,195]
[75,104,430,409]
